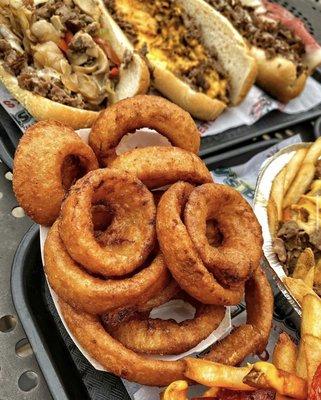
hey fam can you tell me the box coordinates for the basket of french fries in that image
[161,294,321,400]
[254,137,321,314]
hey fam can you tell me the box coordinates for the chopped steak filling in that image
[18,67,85,108]
[273,220,321,275]
[205,0,306,76]
[105,0,229,102]
[0,0,133,110]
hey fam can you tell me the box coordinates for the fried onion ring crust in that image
[184,183,262,286]
[156,182,244,305]
[89,95,200,166]
[105,301,225,355]
[59,269,272,385]
[109,147,213,189]
[59,169,156,277]
[59,300,186,386]
[13,120,98,226]
[205,267,274,365]
[44,221,169,314]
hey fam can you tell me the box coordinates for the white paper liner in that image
[253,143,312,317]
[39,128,232,393]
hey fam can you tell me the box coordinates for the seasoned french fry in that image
[301,294,321,338]
[160,380,188,400]
[307,179,321,195]
[296,341,307,380]
[283,277,318,305]
[303,266,315,288]
[283,138,321,207]
[292,248,315,280]
[273,332,297,373]
[271,168,287,221]
[267,198,279,238]
[315,258,321,286]
[301,335,321,388]
[184,358,254,391]
[284,148,308,194]
[243,362,308,400]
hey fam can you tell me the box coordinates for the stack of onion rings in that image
[11,96,273,387]
[89,95,201,166]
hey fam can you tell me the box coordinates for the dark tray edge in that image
[10,224,70,400]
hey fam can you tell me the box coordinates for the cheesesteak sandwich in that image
[105,0,257,120]
[205,0,321,103]
[0,0,149,128]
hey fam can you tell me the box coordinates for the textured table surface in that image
[0,160,52,399]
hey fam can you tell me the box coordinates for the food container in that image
[253,143,312,320]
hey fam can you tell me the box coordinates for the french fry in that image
[283,277,318,305]
[314,258,321,286]
[243,362,308,400]
[271,168,287,221]
[301,335,321,388]
[273,332,297,373]
[267,198,279,238]
[284,148,308,194]
[303,266,315,288]
[292,248,315,280]
[296,341,307,380]
[301,294,321,338]
[307,179,321,195]
[184,358,254,391]
[160,380,189,400]
[283,139,321,207]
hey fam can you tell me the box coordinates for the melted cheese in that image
[115,0,228,101]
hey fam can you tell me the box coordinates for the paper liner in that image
[39,128,232,375]
[253,142,312,318]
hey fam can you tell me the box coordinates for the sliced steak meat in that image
[18,67,52,97]
[17,67,85,109]
[49,84,85,108]
[273,237,287,263]
[0,39,26,75]
[205,0,306,74]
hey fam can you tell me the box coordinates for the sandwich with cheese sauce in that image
[104,0,258,120]
[0,0,149,128]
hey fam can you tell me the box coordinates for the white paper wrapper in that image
[39,128,232,399]
[253,143,312,318]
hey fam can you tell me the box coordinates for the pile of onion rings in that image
[12,95,273,387]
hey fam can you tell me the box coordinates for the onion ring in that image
[156,182,244,305]
[89,95,200,166]
[109,146,213,189]
[13,120,98,226]
[60,299,186,386]
[184,183,262,286]
[205,267,274,364]
[44,220,169,314]
[104,298,225,355]
[58,267,272,385]
[59,168,156,276]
